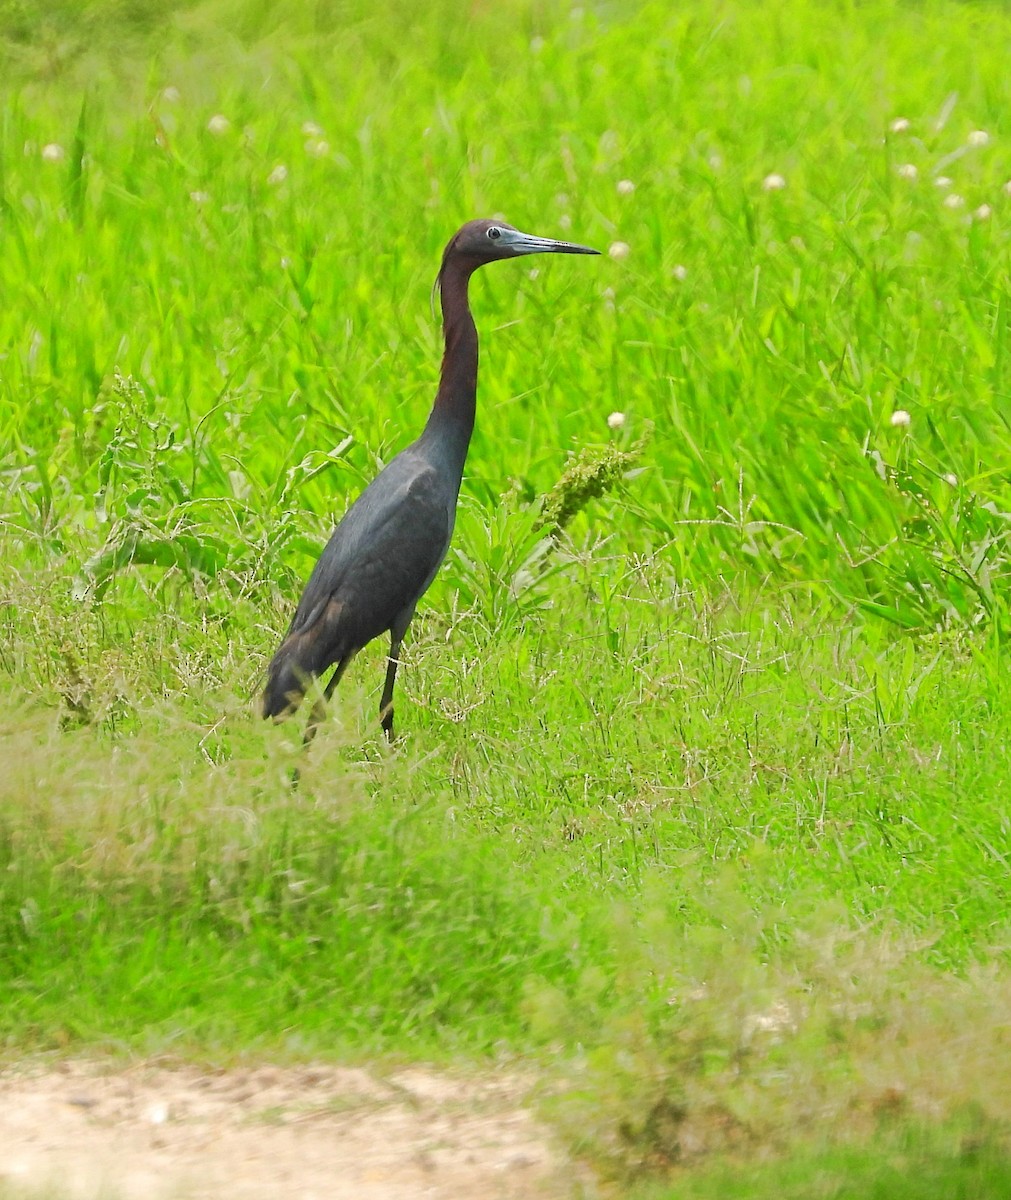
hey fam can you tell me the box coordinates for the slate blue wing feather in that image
[262,445,454,717]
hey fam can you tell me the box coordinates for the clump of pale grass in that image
[1,694,366,929]
[540,865,1011,1179]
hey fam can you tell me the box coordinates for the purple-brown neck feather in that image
[422,251,479,461]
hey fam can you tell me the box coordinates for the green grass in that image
[3,0,1011,1193]
[634,1129,1011,1199]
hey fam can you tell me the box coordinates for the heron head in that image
[443,218,600,269]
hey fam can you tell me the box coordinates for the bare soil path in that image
[0,1060,579,1199]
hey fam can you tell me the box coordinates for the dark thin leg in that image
[302,655,354,748]
[290,655,354,790]
[379,636,402,742]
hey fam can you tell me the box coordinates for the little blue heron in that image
[262,218,599,742]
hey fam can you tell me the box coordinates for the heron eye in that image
[487,226,502,240]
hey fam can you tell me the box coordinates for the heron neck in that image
[423,258,478,465]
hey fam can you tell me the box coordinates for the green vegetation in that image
[3,0,1011,1193]
[638,1130,1011,1200]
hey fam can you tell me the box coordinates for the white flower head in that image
[897,163,918,180]
[934,175,953,189]
[967,129,990,147]
[608,241,630,260]
[890,409,912,427]
[762,172,787,191]
[616,179,635,196]
[672,263,688,281]
[890,117,911,134]
[162,86,181,103]
[300,121,323,137]
[207,114,230,135]
[974,204,992,221]
[558,213,572,230]
[41,143,65,162]
[304,139,330,158]
[607,411,626,429]
[1004,180,1011,197]
[530,35,545,53]
[189,190,210,205]
[943,193,964,209]
[943,472,958,486]
[267,164,288,185]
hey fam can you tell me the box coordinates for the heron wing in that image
[285,446,455,655]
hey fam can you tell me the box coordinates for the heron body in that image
[262,218,599,741]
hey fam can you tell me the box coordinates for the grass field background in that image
[2,0,1011,1194]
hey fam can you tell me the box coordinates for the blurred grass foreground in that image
[3,0,1011,1195]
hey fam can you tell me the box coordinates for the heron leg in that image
[379,635,403,742]
[302,654,354,748]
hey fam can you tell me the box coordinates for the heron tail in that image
[261,644,309,720]
[262,597,349,720]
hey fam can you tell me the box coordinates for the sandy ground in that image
[0,1060,581,1199]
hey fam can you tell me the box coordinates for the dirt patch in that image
[0,1060,578,1199]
